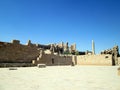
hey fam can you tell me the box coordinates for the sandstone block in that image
[37,57,40,61]
[37,64,46,68]
[32,60,36,65]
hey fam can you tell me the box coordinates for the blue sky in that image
[0,0,120,54]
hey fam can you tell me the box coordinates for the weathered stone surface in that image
[71,62,75,66]
[0,41,39,63]
[72,54,113,66]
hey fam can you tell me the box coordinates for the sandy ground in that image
[0,66,120,90]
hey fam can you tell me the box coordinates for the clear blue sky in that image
[0,0,120,54]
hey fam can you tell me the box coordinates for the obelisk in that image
[92,40,95,55]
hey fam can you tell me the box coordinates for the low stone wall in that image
[36,54,113,66]
[72,54,112,66]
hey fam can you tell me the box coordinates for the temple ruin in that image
[0,40,120,67]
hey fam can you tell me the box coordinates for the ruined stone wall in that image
[36,53,112,66]
[0,41,39,63]
[72,54,112,66]
[36,54,72,66]
[118,57,120,65]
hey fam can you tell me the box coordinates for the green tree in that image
[75,51,79,55]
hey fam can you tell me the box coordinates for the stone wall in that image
[72,54,112,66]
[0,41,39,63]
[35,54,72,66]
[118,57,120,65]
[35,54,113,66]
[0,40,115,66]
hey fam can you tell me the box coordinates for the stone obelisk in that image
[92,40,95,55]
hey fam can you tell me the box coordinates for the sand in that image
[0,66,120,90]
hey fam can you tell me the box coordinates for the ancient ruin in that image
[0,40,120,67]
[118,67,120,76]
[101,46,119,65]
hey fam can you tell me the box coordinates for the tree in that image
[75,51,79,55]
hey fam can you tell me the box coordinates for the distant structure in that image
[36,42,76,55]
[70,43,76,54]
[27,40,32,46]
[92,40,95,55]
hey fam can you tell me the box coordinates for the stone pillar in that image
[64,42,69,52]
[73,43,76,51]
[113,46,119,65]
[72,55,77,65]
[50,44,55,54]
[92,40,95,55]
[27,40,31,46]
[61,42,64,48]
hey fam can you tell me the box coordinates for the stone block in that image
[9,67,17,70]
[11,40,20,44]
[71,62,75,66]
[37,64,46,68]
[32,60,36,65]
[37,57,40,61]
